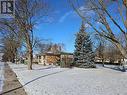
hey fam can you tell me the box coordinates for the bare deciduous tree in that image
[69,0,127,60]
[36,41,65,54]
[0,0,49,70]
[95,40,105,66]
[0,31,21,62]
[15,0,49,70]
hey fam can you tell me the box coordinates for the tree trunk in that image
[102,58,104,67]
[27,35,33,70]
[115,43,127,59]
[28,47,33,70]
[26,31,33,70]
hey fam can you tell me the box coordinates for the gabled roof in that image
[37,51,73,56]
[60,52,73,55]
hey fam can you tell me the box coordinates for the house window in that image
[39,56,41,59]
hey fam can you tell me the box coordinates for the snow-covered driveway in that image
[9,63,127,95]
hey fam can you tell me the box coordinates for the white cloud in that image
[85,23,91,28]
[79,6,95,17]
[79,6,88,12]
[59,6,95,23]
[59,11,73,23]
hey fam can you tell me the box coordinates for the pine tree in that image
[74,21,96,68]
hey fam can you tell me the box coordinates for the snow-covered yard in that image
[9,63,127,95]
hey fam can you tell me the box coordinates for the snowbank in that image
[0,62,4,93]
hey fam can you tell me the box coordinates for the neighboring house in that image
[0,53,3,61]
[95,56,125,64]
[60,52,73,63]
[36,52,73,65]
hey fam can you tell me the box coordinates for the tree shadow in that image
[12,67,27,70]
[33,66,57,70]
[1,69,69,95]
[103,65,126,72]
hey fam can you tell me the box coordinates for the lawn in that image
[9,63,127,95]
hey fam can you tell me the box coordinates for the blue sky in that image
[34,0,82,53]
[33,0,126,53]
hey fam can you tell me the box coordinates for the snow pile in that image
[9,63,127,95]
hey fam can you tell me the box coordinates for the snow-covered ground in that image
[9,63,127,95]
[0,62,4,93]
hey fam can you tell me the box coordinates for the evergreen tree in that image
[74,21,96,68]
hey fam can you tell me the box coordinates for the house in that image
[35,43,73,65]
[36,52,60,65]
[36,52,73,66]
